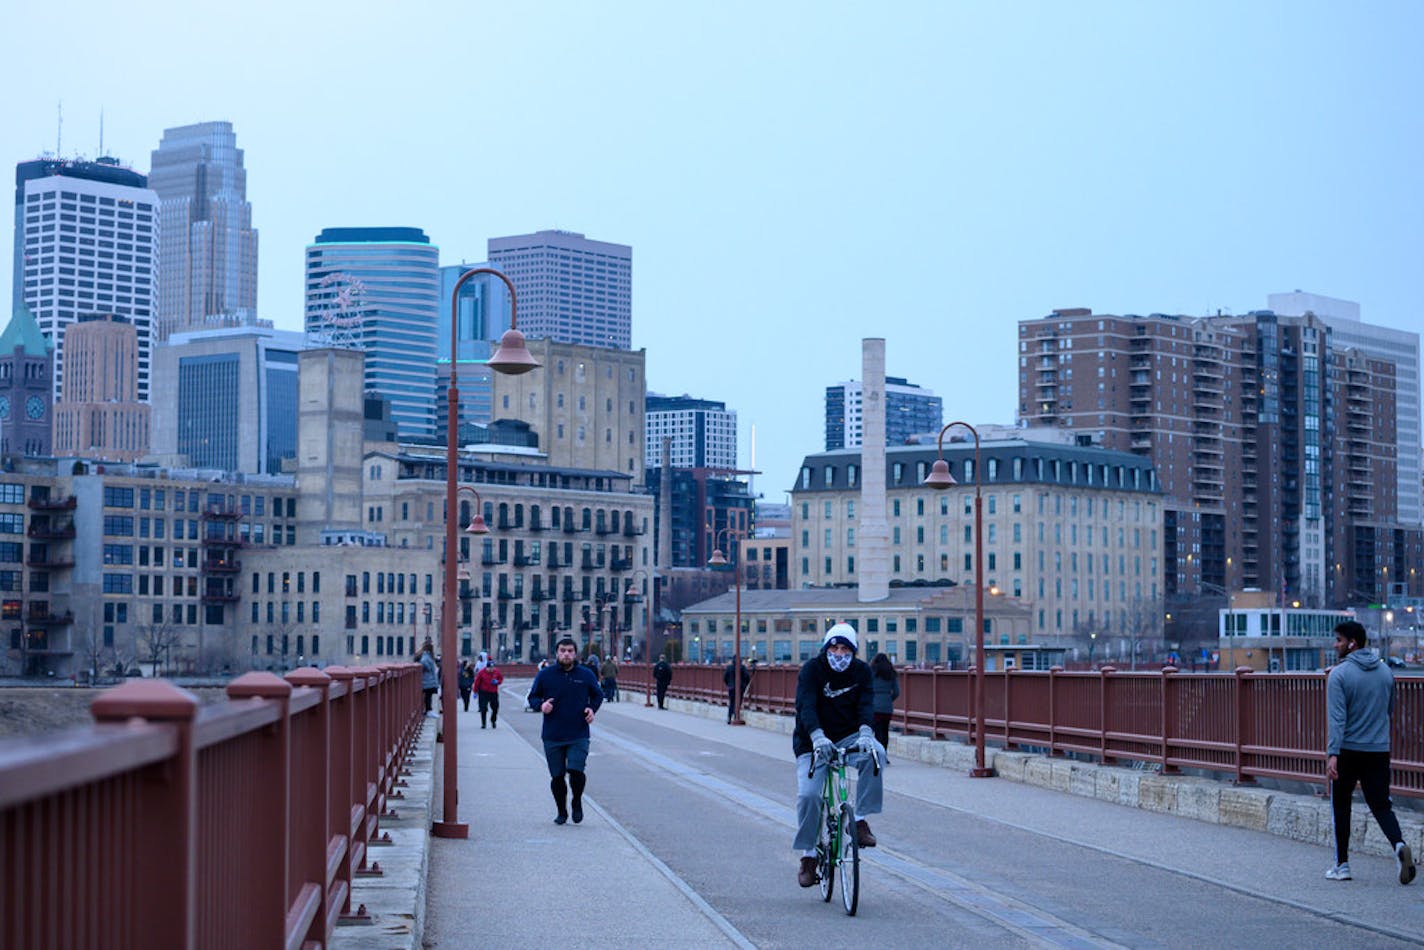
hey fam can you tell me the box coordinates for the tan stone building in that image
[52,314,150,461]
[490,339,646,485]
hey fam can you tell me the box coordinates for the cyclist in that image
[793,623,885,887]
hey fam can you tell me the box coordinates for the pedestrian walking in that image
[723,657,751,723]
[871,652,900,753]
[602,654,620,702]
[475,659,504,728]
[458,660,475,713]
[418,640,439,715]
[1324,619,1415,884]
[527,638,604,825]
[653,654,673,709]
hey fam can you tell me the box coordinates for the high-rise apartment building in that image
[52,314,149,460]
[303,228,440,441]
[825,376,942,450]
[645,394,737,470]
[150,327,306,474]
[490,339,646,482]
[149,122,259,341]
[487,230,632,349]
[12,158,157,403]
[1268,291,1422,527]
[0,302,54,457]
[1017,307,1417,609]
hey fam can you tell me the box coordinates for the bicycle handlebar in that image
[807,743,883,778]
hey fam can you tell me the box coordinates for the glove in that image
[856,724,877,756]
[810,729,835,761]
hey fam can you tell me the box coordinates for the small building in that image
[1217,589,1356,671]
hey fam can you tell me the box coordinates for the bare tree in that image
[76,627,112,685]
[133,619,184,677]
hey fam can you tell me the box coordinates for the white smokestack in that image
[858,338,889,602]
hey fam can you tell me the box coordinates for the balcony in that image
[27,524,75,541]
[201,534,245,548]
[622,524,644,537]
[513,554,536,567]
[203,559,242,573]
[610,557,633,571]
[562,523,581,534]
[497,588,514,601]
[481,555,506,566]
[580,557,597,571]
[595,524,616,536]
[201,592,240,604]
[529,520,547,532]
[25,555,75,569]
[201,506,243,521]
[27,495,76,511]
[26,609,74,626]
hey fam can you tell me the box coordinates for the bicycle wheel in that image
[817,799,835,903]
[838,802,860,915]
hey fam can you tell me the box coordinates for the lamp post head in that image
[708,549,728,568]
[465,513,489,535]
[923,458,956,490]
[488,328,540,375]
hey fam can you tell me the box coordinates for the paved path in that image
[426,681,1424,948]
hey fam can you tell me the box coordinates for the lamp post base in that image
[431,820,469,839]
[729,718,746,726]
[969,767,994,778]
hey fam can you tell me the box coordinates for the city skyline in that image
[3,2,1423,495]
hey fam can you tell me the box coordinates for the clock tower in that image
[0,302,54,457]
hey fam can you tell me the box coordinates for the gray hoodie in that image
[1326,647,1394,755]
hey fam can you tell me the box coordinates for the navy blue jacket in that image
[528,662,604,742]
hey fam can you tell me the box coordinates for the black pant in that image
[873,712,892,750]
[478,691,500,726]
[423,687,436,711]
[656,682,669,708]
[460,688,471,712]
[1332,748,1404,864]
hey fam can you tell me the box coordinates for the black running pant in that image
[478,690,500,725]
[1332,748,1403,864]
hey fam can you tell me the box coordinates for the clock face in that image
[25,396,45,421]
[0,396,9,421]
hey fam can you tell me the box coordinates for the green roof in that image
[0,302,52,357]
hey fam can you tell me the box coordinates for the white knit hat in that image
[822,623,859,653]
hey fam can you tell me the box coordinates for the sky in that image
[4,1,1422,501]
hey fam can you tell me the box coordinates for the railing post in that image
[91,680,200,950]
[1003,668,1016,750]
[928,668,939,740]
[286,666,334,946]
[1160,665,1180,774]
[1048,666,1063,756]
[1098,666,1117,765]
[1233,665,1257,785]
[324,666,370,911]
[225,671,293,950]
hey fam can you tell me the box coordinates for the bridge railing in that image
[0,663,424,949]
[617,663,1424,798]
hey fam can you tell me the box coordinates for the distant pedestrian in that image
[419,640,439,715]
[871,653,900,753]
[475,659,504,728]
[527,638,604,825]
[602,655,620,702]
[475,651,490,676]
[585,652,601,679]
[1324,620,1415,884]
[724,658,751,723]
[458,660,475,712]
[654,654,673,709]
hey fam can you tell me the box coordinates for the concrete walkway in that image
[423,694,743,948]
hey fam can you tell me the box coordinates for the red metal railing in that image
[0,663,425,949]
[618,663,1424,798]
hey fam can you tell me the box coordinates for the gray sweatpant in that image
[793,733,885,851]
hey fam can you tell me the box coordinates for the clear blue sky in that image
[4,1,1422,498]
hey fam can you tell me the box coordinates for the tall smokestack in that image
[858,338,889,602]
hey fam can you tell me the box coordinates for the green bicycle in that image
[811,744,880,916]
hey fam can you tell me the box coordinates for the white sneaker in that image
[1325,863,1352,881]
[1397,843,1416,885]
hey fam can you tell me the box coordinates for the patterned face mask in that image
[827,651,853,673]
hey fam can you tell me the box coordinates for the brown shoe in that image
[856,819,877,848]
[797,856,819,887]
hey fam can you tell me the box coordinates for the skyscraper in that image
[303,228,440,441]
[12,157,157,403]
[825,377,942,450]
[1268,291,1422,527]
[436,263,513,434]
[52,314,149,461]
[149,122,259,340]
[645,394,737,470]
[487,230,632,349]
[150,326,306,473]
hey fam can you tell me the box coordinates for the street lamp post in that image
[922,420,992,778]
[708,525,747,726]
[433,268,537,841]
[626,568,656,706]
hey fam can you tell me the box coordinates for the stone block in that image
[1094,768,1121,804]
[1024,757,1056,790]
[1068,762,1097,799]
[993,751,1030,783]
[1218,786,1273,831]
[1174,778,1222,824]
[1114,769,1141,807]
[1266,796,1321,844]
[1136,773,1177,814]
[1046,759,1073,792]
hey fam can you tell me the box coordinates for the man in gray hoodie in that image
[1325,620,1415,884]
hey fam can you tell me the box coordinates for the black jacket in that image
[724,661,751,693]
[653,661,673,685]
[527,662,604,742]
[792,653,873,757]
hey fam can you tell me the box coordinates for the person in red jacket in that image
[474,660,504,729]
